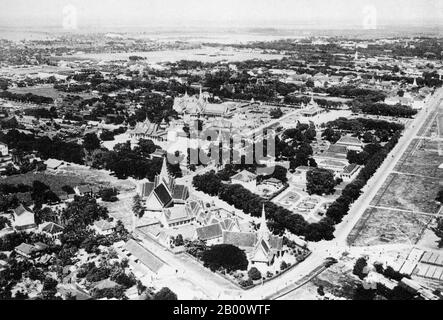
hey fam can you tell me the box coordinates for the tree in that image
[306,168,335,195]
[61,196,109,230]
[347,150,369,165]
[362,132,376,143]
[173,234,184,247]
[193,171,222,196]
[202,244,248,272]
[353,257,368,279]
[248,267,262,281]
[0,216,10,230]
[31,180,59,206]
[132,194,145,218]
[83,133,100,151]
[433,217,443,248]
[271,165,288,183]
[134,139,159,157]
[280,261,288,271]
[61,185,75,195]
[436,189,443,204]
[153,287,177,300]
[270,107,283,119]
[99,188,118,202]
[322,128,341,143]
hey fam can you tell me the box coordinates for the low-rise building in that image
[92,220,116,236]
[12,204,36,231]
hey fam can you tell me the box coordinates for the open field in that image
[8,85,95,100]
[1,163,136,196]
[438,114,443,138]
[348,207,432,246]
[69,46,286,63]
[0,170,84,196]
[423,116,439,137]
[8,86,63,99]
[370,173,441,214]
[394,139,443,179]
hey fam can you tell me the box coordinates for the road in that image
[127,88,443,300]
[333,87,443,245]
[271,87,443,299]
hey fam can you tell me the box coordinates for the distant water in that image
[0,24,441,42]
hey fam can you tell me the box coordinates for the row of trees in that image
[352,101,417,118]
[323,129,402,225]
[0,90,54,105]
[0,129,85,164]
[90,140,164,180]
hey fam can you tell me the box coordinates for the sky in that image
[0,0,441,30]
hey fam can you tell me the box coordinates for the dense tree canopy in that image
[202,244,248,272]
[306,168,336,195]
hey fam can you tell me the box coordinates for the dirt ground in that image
[370,173,441,214]
[348,207,432,246]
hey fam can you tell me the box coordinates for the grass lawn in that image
[348,207,432,246]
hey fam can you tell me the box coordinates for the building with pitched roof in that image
[221,205,284,267]
[15,243,37,258]
[124,239,173,277]
[92,219,116,235]
[138,157,189,212]
[0,141,13,173]
[335,135,363,151]
[40,222,64,239]
[230,169,257,191]
[173,89,234,119]
[340,163,362,181]
[195,223,223,244]
[249,205,284,266]
[12,204,36,231]
[128,118,167,142]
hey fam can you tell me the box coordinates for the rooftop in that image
[124,239,166,274]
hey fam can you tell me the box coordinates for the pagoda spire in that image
[258,203,270,239]
[160,156,169,179]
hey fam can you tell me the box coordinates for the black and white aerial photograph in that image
[0,0,442,309]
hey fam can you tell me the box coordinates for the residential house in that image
[15,243,36,259]
[40,222,64,240]
[12,204,36,231]
[92,220,116,236]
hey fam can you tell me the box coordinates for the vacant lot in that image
[370,173,441,214]
[1,164,137,197]
[348,207,431,246]
[8,86,61,99]
[58,164,137,193]
[0,171,84,196]
[8,85,95,100]
[394,139,443,179]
